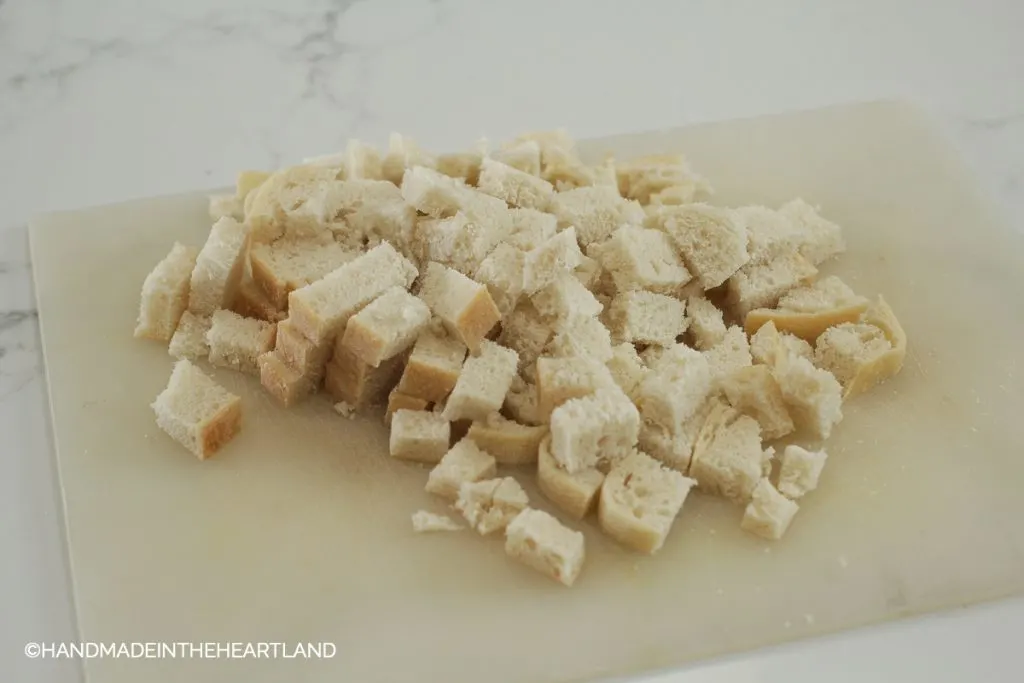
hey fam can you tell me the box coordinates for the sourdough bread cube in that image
[250,235,357,309]
[396,326,467,403]
[773,353,843,439]
[605,342,649,402]
[504,377,543,426]
[168,311,212,360]
[324,342,405,410]
[542,146,599,191]
[417,262,501,353]
[593,225,692,294]
[385,389,430,426]
[498,299,555,370]
[504,508,585,587]
[436,151,483,185]
[418,210,504,275]
[703,325,753,388]
[652,203,749,290]
[636,344,711,429]
[473,243,525,317]
[531,271,603,322]
[689,400,772,504]
[442,340,519,422]
[741,478,799,540]
[259,350,316,407]
[135,242,198,341]
[813,322,899,396]
[750,321,813,367]
[598,451,697,554]
[207,310,278,376]
[606,291,688,347]
[720,365,795,440]
[152,359,242,459]
[537,435,605,520]
[638,398,714,473]
[322,179,418,251]
[745,275,869,342]
[734,205,805,265]
[425,438,498,501]
[289,242,418,345]
[544,314,614,363]
[522,227,585,295]
[233,277,286,323]
[466,413,547,465]
[777,445,828,499]
[275,318,333,382]
[536,355,616,420]
[778,198,846,265]
[245,165,341,242]
[400,165,468,217]
[550,389,640,474]
[341,286,431,367]
[616,154,711,205]
[456,477,530,535]
[188,217,250,316]
[389,409,451,463]
[383,134,437,185]
[726,252,818,319]
[477,157,555,210]
[685,295,727,351]
[411,511,463,533]
[494,139,542,176]
[506,207,558,251]
[550,186,645,247]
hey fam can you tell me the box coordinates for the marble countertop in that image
[2,1,1022,681]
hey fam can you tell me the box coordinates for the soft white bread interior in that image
[442,339,519,422]
[187,217,250,317]
[425,437,498,501]
[777,445,828,500]
[396,324,468,403]
[206,309,277,376]
[814,295,906,399]
[504,507,585,587]
[455,477,530,535]
[720,365,795,440]
[651,203,748,290]
[549,186,645,247]
[390,409,452,464]
[151,359,242,459]
[411,510,463,533]
[417,262,502,353]
[476,157,555,210]
[536,434,604,520]
[689,399,772,504]
[591,225,692,295]
[250,235,356,309]
[744,275,869,342]
[341,286,431,368]
[740,478,799,540]
[135,242,198,341]
[167,311,211,360]
[606,290,688,347]
[549,388,640,474]
[466,412,547,466]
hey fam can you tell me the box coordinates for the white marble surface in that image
[1,0,1023,681]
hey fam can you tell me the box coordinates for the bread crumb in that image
[333,402,356,419]
[412,510,463,532]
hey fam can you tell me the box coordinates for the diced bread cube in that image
[442,340,519,422]
[814,296,906,398]
[506,208,557,251]
[344,139,383,180]
[259,350,316,407]
[168,311,212,360]
[741,478,799,540]
[685,295,727,351]
[250,235,357,309]
[396,326,467,403]
[720,365,795,440]
[456,477,530,535]
[605,342,649,402]
[208,193,243,222]
[498,299,555,370]
[550,389,640,474]
[232,277,286,323]
[207,310,277,376]
[324,342,405,410]
[494,139,542,176]
[436,151,483,185]
[636,344,711,429]
[598,451,697,554]
[777,445,828,499]
[749,321,813,367]
[236,170,271,202]
[151,359,242,459]
[772,353,843,439]
[400,165,468,217]
[135,242,198,341]
[778,198,846,265]
[425,438,498,501]
[417,210,505,275]
[383,134,436,186]
[549,186,645,247]
[651,204,748,290]
[466,413,547,465]
[734,205,805,265]
[522,227,585,295]
[638,398,714,474]
[504,377,543,426]
[417,262,501,353]
[542,146,599,191]
[322,180,418,251]
[340,287,431,367]
[592,226,692,294]
[703,325,753,388]
[504,508,585,587]
[411,511,463,533]
[245,165,341,242]
[477,157,555,210]
[389,409,451,463]
[536,355,616,420]
[187,217,250,316]
[606,291,687,347]
[537,435,604,520]
[275,318,333,382]
[725,252,818,319]
[531,271,603,322]
[573,254,603,290]
[544,314,614,362]
[689,400,773,504]
[615,154,711,205]
[473,243,525,317]
[745,275,869,342]
[289,242,418,345]
[385,389,430,425]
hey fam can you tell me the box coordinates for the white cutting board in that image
[29,101,1024,683]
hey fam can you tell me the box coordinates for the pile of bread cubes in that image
[135,130,907,588]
